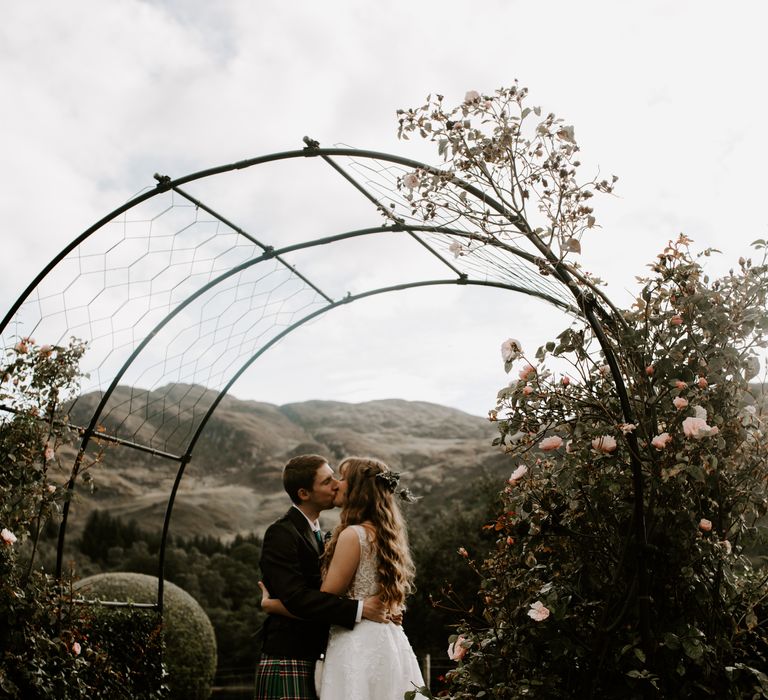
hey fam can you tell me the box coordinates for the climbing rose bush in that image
[435,240,768,698]
[398,86,768,698]
[0,338,167,698]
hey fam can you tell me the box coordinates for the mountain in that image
[62,386,507,541]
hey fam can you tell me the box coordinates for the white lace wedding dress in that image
[319,524,426,700]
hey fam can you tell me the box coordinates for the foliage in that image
[76,572,216,700]
[399,87,768,698]
[78,510,266,680]
[0,338,167,698]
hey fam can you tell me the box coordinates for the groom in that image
[254,454,387,699]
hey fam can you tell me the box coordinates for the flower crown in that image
[374,470,420,503]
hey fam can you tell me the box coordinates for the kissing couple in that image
[254,454,427,700]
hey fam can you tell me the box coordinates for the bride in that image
[261,456,426,699]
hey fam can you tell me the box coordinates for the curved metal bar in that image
[52,220,575,579]
[156,276,570,608]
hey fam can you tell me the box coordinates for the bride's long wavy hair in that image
[322,457,415,608]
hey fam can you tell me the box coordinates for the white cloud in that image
[2,0,767,416]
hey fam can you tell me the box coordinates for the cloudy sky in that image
[2,1,766,417]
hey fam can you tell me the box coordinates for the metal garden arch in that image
[0,139,647,639]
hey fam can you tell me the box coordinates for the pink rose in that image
[645,365,655,376]
[699,518,712,532]
[47,484,56,494]
[592,435,617,453]
[561,376,570,386]
[527,601,550,622]
[682,412,719,439]
[39,344,53,357]
[619,423,636,435]
[675,380,687,390]
[651,432,672,450]
[673,397,689,410]
[1,528,17,546]
[44,444,55,462]
[500,338,523,363]
[518,364,536,381]
[457,547,468,558]
[539,436,563,452]
[508,466,528,484]
[671,315,683,326]
[522,386,534,396]
[14,341,28,354]
[448,635,470,661]
[464,90,480,103]
[448,241,463,259]
[506,536,514,545]
[72,642,81,656]
[698,377,708,388]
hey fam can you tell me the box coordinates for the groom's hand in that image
[362,595,388,623]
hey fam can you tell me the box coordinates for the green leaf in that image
[682,637,703,661]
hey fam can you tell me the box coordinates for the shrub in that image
[76,573,217,700]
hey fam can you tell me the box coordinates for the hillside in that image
[63,386,507,540]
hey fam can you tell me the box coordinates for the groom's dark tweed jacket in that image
[258,506,358,660]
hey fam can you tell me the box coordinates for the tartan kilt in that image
[254,654,317,700]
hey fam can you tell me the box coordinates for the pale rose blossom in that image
[675,380,687,389]
[619,423,636,435]
[698,377,708,388]
[699,518,712,532]
[72,642,81,656]
[561,376,570,386]
[527,600,550,622]
[457,547,468,558]
[448,241,463,259]
[599,364,610,377]
[402,172,419,189]
[522,386,534,396]
[464,90,480,103]
[683,408,719,439]
[673,397,689,410]
[518,364,536,381]
[539,435,563,452]
[645,365,655,376]
[671,315,683,326]
[651,432,672,450]
[47,484,56,494]
[592,435,617,453]
[44,444,55,462]
[14,341,28,354]
[500,338,523,363]
[39,344,53,357]
[508,465,528,484]
[1,528,17,546]
[448,635,470,661]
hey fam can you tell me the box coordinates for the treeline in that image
[78,511,265,675]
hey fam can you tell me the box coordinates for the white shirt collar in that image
[292,504,320,532]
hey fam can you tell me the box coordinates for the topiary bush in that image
[75,573,217,700]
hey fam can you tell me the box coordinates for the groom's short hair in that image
[283,454,329,504]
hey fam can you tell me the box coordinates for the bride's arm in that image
[258,581,299,618]
[320,527,361,596]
